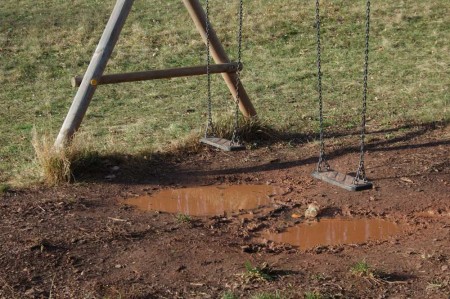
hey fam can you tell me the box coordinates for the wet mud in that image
[124,184,278,216]
[264,218,404,250]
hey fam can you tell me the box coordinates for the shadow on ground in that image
[71,121,449,185]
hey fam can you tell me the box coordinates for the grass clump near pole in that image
[32,129,71,185]
[32,128,99,186]
[165,129,203,155]
[210,115,277,142]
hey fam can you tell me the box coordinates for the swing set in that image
[199,0,246,151]
[311,0,373,191]
[55,0,373,191]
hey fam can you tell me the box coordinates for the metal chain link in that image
[231,0,244,145]
[315,0,330,172]
[204,0,214,138]
[354,0,371,184]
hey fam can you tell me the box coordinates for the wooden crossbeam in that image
[72,62,242,87]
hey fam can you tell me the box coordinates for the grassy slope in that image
[0,0,449,184]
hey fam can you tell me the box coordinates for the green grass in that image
[1,0,449,185]
[350,260,374,277]
[175,213,192,223]
[0,184,10,193]
[242,261,275,282]
[304,291,323,299]
[221,292,238,299]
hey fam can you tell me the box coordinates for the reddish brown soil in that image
[1,123,449,298]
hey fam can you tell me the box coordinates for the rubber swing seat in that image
[200,137,245,151]
[312,170,373,192]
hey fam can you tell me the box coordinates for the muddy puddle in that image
[124,185,278,216]
[264,218,404,250]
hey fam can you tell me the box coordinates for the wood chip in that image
[108,217,128,222]
[400,177,414,183]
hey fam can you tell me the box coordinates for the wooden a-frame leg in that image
[181,0,257,118]
[54,0,135,149]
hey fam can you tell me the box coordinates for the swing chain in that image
[354,0,371,184]
[231,0,244,145]
[204,0,214,138]
[315,0,330,172]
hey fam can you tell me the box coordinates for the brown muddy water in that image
[124,184,278,216]
[264,218,404,250]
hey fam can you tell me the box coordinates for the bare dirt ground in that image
[1,123,449,299]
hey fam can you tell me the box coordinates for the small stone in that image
[114,264,122,269]
[305,203,320,219]
[111,166,120,172]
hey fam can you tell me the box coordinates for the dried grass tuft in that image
[32,129,99,186]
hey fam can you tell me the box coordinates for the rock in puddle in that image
[305,203,320,219]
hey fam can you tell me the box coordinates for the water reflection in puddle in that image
[124,185,278,216]
[264,218,403,250]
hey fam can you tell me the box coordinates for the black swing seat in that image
[200,137,245,151]
[312,170,373,192]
